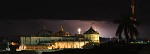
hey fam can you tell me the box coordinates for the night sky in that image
[0,0,150,39]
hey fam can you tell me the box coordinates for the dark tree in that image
[114,0,140,43]
[115,14,139,42]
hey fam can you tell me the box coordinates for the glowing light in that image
[47,46,52,49]
[141,41,143,43]
[78,28,81,34]
[130,42,134,43]
[11,42,16,45]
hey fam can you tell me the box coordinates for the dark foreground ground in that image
[43,42,150,54]
[1,42,150,54]
[0,50,41,54]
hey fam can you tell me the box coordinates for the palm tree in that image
[115,0,140,43]
[115,14,139,42]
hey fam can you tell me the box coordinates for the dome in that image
[54,26,70,36]
[84,27,99,34]
[37,30,53,36]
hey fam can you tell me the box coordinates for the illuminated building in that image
[83,27,100,43]
[17,26,100,52]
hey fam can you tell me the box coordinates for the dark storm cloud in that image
[0,19,149,39]
[0,0,149,23]
[0,0,140,20]
[0,20,117,38]
[0,0,150,39]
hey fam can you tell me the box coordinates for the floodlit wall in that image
[84,34,100,43]
[21,37,62,45]
[51,41,89,49]
[17,41,89,50]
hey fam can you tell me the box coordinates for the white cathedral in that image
[17,26,100,51]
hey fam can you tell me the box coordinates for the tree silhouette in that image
[114,14,139,42]
[114,0,140,43]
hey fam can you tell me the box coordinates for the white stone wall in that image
[18,41,89,50]
[52,41,89,49]
[20,37,63,45]
[84,34,100,43]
